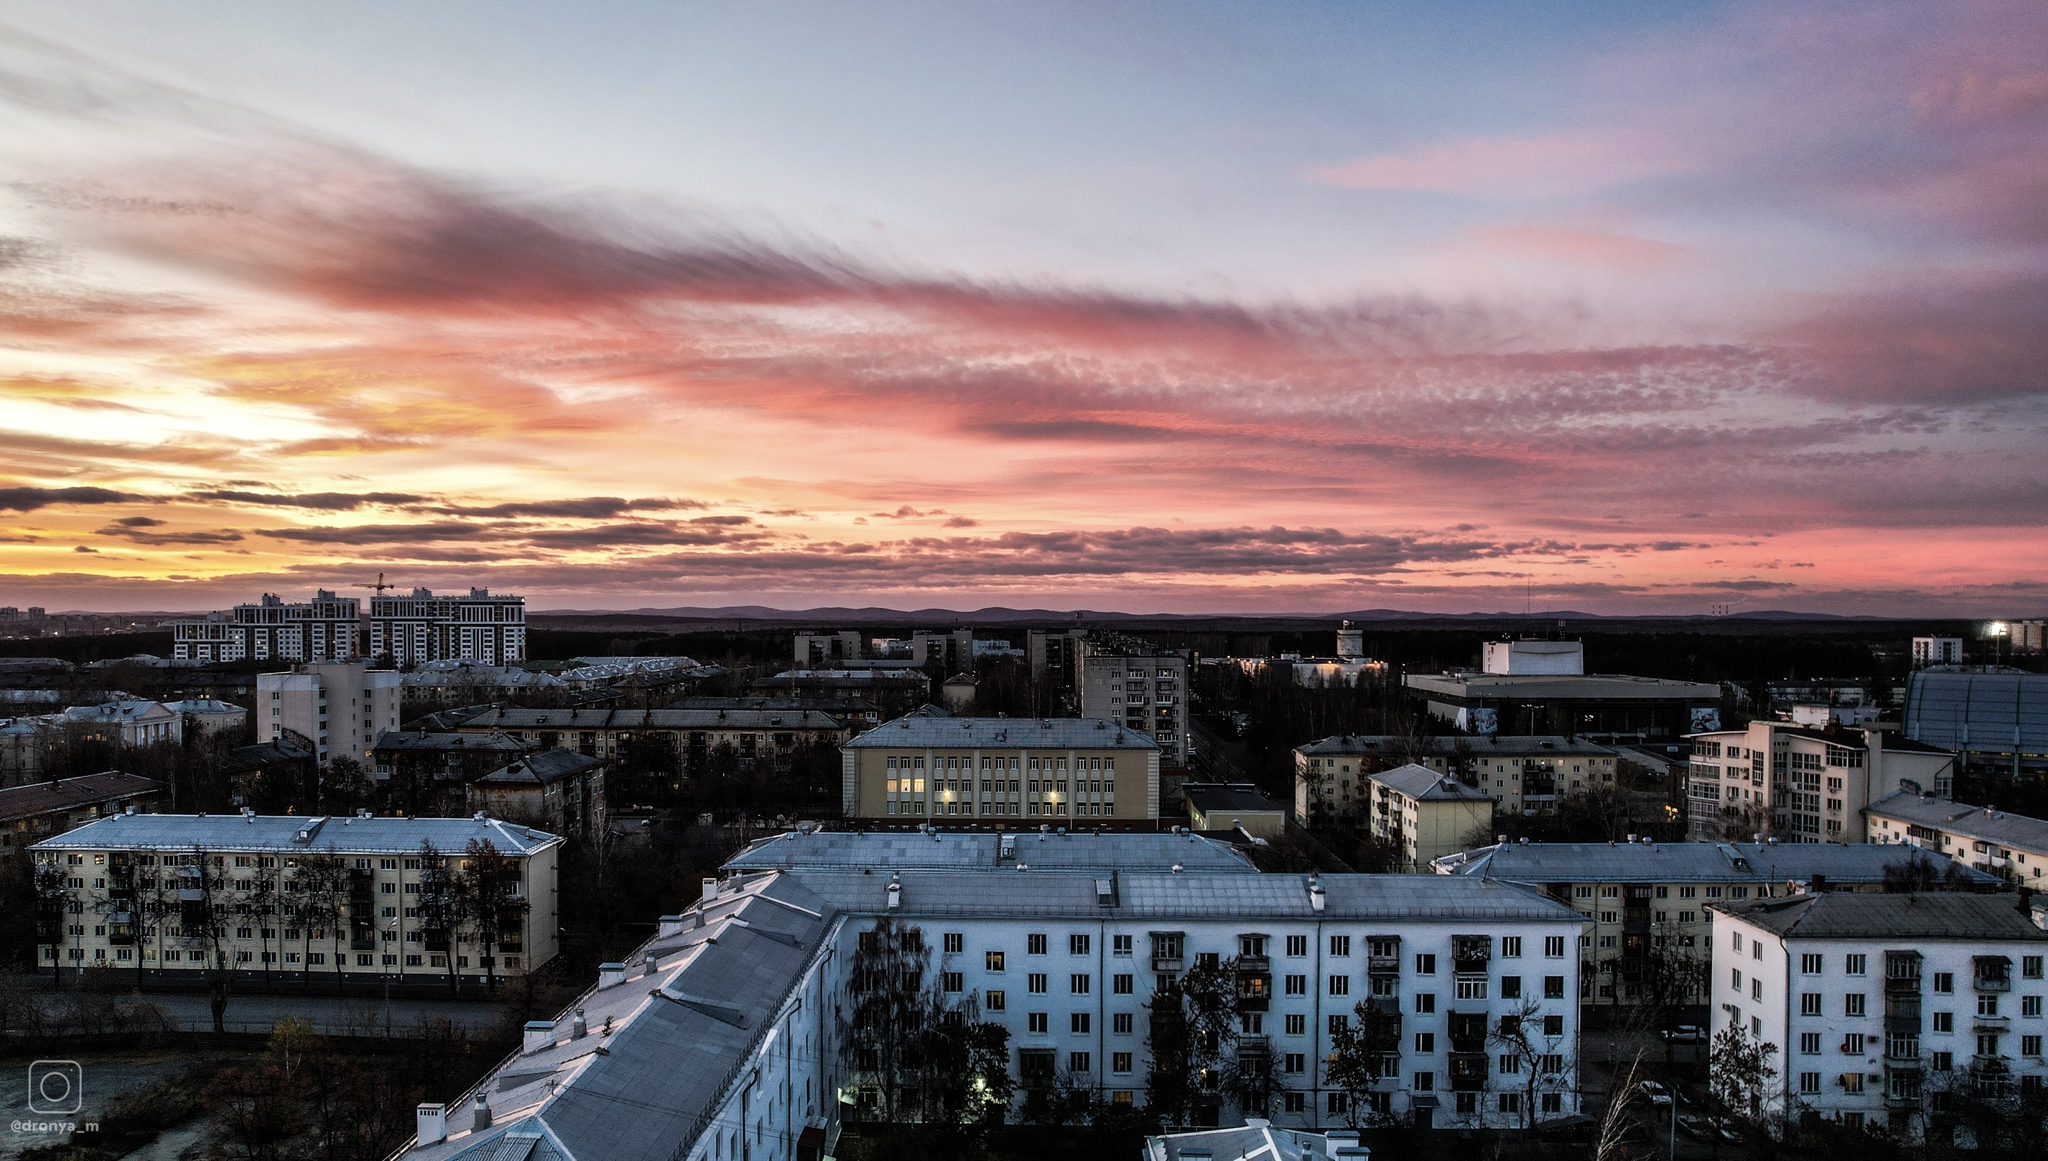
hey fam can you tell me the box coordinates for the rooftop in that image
[1297,734,1614,758]
[1433,839,2000,886]
[1370,763,1495,803]
[1403,673,1721,700]
[0,771,162,824]
[374,730,532,753]
[1714,891,2048,942]
[30,813,561,857]
[724,828,1255,873]
[1866,791,2048,854]
[1144,1123,1360,1161]
[454,705,845,731]
[479,749,606,786]
[1184,783,1287,817]
[845,716,1158,750]
[1904,669,2048,753]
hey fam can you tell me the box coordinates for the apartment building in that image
[1433,839,1999,1005]
[1710,891,2048,1137]
[1078,636,1191,766]
[399,856,1588,1161]
[171,590,361,663]
[842,716,1161,820]
[1685,722,1956,841]
[451,704,849,772]
[794,630,865,664]
[1912,637,1966,667]
[369,588,527,667]
[0,771,162,857]
[258,661,402,767]
[1866,791,2048,886]
[1368,765,1495,872]
[33,812,561,992]
[1294,735,1616,825]
[467,750,605,841]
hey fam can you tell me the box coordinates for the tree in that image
[457,837,529,990]
[1709,1018,1778,1124]
[178,845,234,1034]
[416,840,463,995]
[293,850,351,995]
[837,916,1012,1125]
[1145,955,1242,1126]
[1324,999,1403,1129]
[1490,998,1572,1129]
[1882,849,1978,892]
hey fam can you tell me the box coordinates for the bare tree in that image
[1324,999,1402,1128]
[457,837,528,991]
[294,850,350,995]
[1595,1051,1646,1161]
[1490,997,1572,1129]
[415,840,462,996]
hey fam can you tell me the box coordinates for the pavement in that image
[25,990,512,1038]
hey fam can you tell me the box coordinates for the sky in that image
[0,1,2043,616]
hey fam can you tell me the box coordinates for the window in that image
[1502,936,1522,957]
[1732,968,1743,990]
[1545,935,1566,958]
[1934,972,1954,993]
[1413,1072,1434,1091]
[1286,934,1308,957]
[1800,1072,1821,1094]
[1070,934,1090,955]
[1416,953,1437,974]
[1545,975,1565,999]
[1499,1093,1522,1113]
[1753,979,1763,1001]
[1802,993,1822,1016]
[2024,996,2042,1017]
[1415,1032,1436,1053]
[1800,1032,1822,1055]
[1843,993,1865,1017]
[1286,1014,1306,1036]
[1329,975,1350,996]
[1978,1033,2001,1057]
[1499,1054,1521,1074]
[1284,1052,1305,1074]
[2025,1035,2043,1057]
[1028,934,1047,955]
[987,991,1005,1011]
[1029,973,1048,994]
[987,950,1006,972]
[1113,1052,1133,1073]
[1501,976,1522,999]
[2026,955,2044,980]
[941,972,963,993]
[1069,1052,1090,1073]
[1802,953,1824,974]
[1028,1012,1048,1034]
[1285,974,1307,995]
[1330,935,1351,956]
[1846,954,1867,976]
[1113,974,1133,995]
[1113,934,1133,956]
[1071,974,1091,994]
[1456,977,1488,1001]
[1933,1012,1954,1032]
[1071,1013,1091,1034]
[1415,993,1435,1013]
[1113,1012,1132,1034]
[1933,1051,1953,1070]
[1284,1092,1305,1113]
[944,932,963,954]
[1979,995,1999,1016]
[1329,1014,1349,1036]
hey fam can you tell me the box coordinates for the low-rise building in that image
[1146,1123,1364,1161]
[752,668,933,718]
[1184,782,1289,839]
[1434,839,1999,1005]
[33,812,561,992]
[1709,890,2048,1138]
[723,826,1257,873]
[468,749,606,840]
[1295,735,1617,825]
[1367,765,1495,872]
[161,698,248,738]
[1865,791,2048,886]
[1685,722,1956,842]
[62,699,182,748]
[451,704,849,772]
[397,860,1588,1160]
[0,771,163,856]
[841,716,1161,820]
[1402,672,1721,740]
[373,730,534,815]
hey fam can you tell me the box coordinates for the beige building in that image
[1077,636,1190,766]
[0,772,162,857]
[1684,722,1956,842]
[1366,763,1495,871]
[33,812,560,992]
[1294,735,1616,825]
[1865,790,2048,885]
[842,716,1160,820]
[258,661,404,768]
[1182,782,1287,838]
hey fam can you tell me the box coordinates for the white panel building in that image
[171,591,361,663]
[369,588,527,667]
[258,661,402,767]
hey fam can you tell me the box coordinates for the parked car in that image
[1637,1080,1674,1107]
[1678,1114,1714,1141]
[1662,1025,1707,1044]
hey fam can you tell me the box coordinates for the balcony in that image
[1885,1042,1922,1068]
[1975,976,2011,993]
[1884,1089,1924,1110]
[1973,1014,2011,1032]
[1152,954,1184,972]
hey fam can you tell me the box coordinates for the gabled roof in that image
[31,813,560,857]
[374,730,531,754]
[1296,734,1613,759]
[1866,791,2048,854]
[845,716,1158,750]
[451,706,845,731]
[0,772,162,823]
[1370,763,1494,803]
[479,749,604,786]
[1715,891,2048,942]
[724,828,1256,873]
[1433,839,2000,886]
[220,739,314,774]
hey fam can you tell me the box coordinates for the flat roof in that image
[1184,783,1286,816]
[725,828,1255,872]
[1866,791,2048,854]
[846,716,1159,750]
[31,813,560,856]
[1433,840,2000,886]
[1714,891,2048,942]
[1403,673,1721,701]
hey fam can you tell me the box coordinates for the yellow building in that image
[1367,763,1495,871]
[842,717,1160,820]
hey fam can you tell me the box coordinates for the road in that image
[23,990,512,1038]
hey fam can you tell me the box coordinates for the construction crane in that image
[354,572,398,597]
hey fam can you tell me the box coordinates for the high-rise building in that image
[1684,721,1957,842]
[1077,635,1191,766]
[258,661,403,767]
[1911,637,1965,667]
[171,591,361,663]
[369,588,526,666]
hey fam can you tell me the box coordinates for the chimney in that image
[1809,873,1826,895]
[886,874,901,911]
[415,1103,447,1147]
[658,914,685,937]
[2018,885,2034,916]
[522,1020,553,1054]
[701,876,719,902]
[472,1091,492,1132]
[598,962,627,988]
[1325,1129,1362,1158]
[571,1007,588,1039]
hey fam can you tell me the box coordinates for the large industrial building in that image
[1903,668,2048,781]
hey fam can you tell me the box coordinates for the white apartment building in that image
[258,661,402,767]
[33,812,561,992]
[1867,791,2048,886]
[401,849,1588,1161]
[1078,638,1192,765]
[1686,722,1956,842]
[1295,735,1616,824]
[1435,840,1999,1005]
[369,588,526,667]
[1913,637,1965,667]
[171,590,361,663]
[1710,891,2048,1138]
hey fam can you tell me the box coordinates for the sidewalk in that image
[30,990,513,1038]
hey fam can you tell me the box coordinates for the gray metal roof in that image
[1403,673,1721,701]
[845,716,1158,750]
[31,813,560,856]
[1145,1124,1345,1161]
[723,828,1255,873]
[1715,891,2048,942]
[454,706,846,731]
[1866,791,2048,854]
[1432,840,2000,886]
[479,749,605,786]
[0,771,162,823]
[1370,763,1495,803]
[792,869,1583,922]
[374,730,530,753]
[1905,669,2048,755]
[1297,734,1614,759]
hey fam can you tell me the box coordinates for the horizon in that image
[3,2,2046,616]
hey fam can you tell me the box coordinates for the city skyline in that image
[2,2,2045,616]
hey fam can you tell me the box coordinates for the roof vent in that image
[472,1091,492,1132]
[1171,862,1183,874]
[1518,837,1528,845]
[886,874,902,910]
[1308,872,1326,912]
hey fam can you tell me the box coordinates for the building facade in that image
[1367,765,1495,872]
[452,704,849,772]
[0,772,162,857]
[1866,791,2048,886]
[171,591,362,663]
[369,588,527,667]
[1435,840,1998,1006]
[33,812,561,992]
[842,716,1161,820]
[1402,672,1721,740]
[1078,637,1191,766]
[1685,722,1956,842]
[1710,891,2048,1138]
[258,661,404,767]
[1295,735,1618,825]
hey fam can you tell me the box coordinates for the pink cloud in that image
[1308,130,1697,199]
[1463,224,1690,274]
